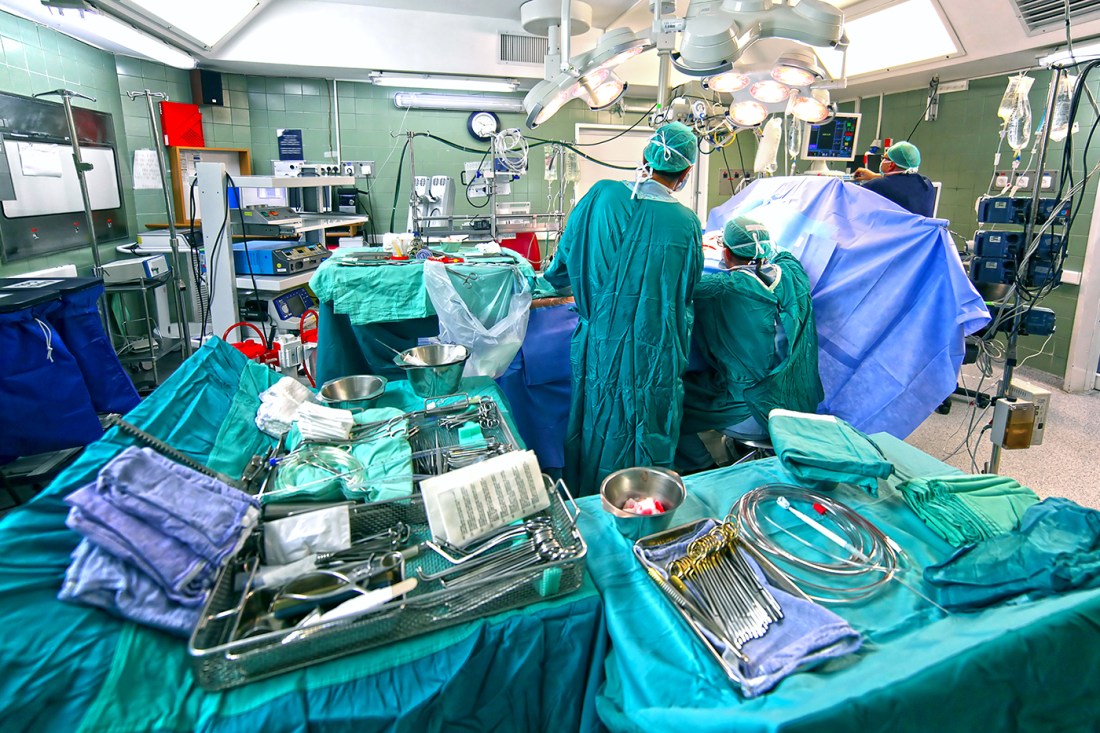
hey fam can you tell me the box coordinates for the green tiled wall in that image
[0,7,1090,380]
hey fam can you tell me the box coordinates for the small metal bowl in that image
[319,375,387,412]
[600,467,687,541]
[394,344,470,398]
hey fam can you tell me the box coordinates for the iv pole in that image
[988,67,1062,474]
[32,89,106,319]
[126,89,193,358]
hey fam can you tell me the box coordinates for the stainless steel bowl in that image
[600,467,687,541]
[318,375,387,411]
[394,344,470,398]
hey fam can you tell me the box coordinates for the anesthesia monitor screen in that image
[803,115,860,161]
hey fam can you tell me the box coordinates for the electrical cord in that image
[188,178,207,335]
[907,77,941,141]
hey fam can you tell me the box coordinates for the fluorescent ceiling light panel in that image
[841,0,957,76]
[371,74,519,93]
[0,1,196,68]
[125,0,259,48]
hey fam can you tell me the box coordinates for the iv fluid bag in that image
[999,74,1034,121]
[786,116,802,159]
[1007,95,1033,152]
[754,117,782,175]
[1049,74,1075,143]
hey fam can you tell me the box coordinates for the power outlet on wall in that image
[719,168,750,195]
[342,160,375,178]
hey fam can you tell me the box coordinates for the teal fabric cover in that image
[310,251,537,327]
[683,251,823,433]
[924,497,1100,610]
[770,411,894,494]
[207,359,282,480]
[544,178,703,494]
[581,435,1100,733]
[0,342,605,733]
[897,474,1039,547]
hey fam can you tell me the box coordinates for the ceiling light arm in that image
[560,0,576,74]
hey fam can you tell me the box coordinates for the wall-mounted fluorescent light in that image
[393,92,525,113]
[370,73,520,93]
[120,0,260,49]
[824,0,957,77]
[0,1,196,68]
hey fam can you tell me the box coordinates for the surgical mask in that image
[672,174,689,193]
[879,159,888,175]
[631,163,653,199]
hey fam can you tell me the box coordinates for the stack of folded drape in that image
[924,497,1100,610]
[896,474,1038,547]
[59,447,260,636]
[768,409,894,495]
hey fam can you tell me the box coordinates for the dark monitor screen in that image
[802,114,861,161]
[284,293,306,317]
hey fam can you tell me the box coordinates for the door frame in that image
[573,123,711,221]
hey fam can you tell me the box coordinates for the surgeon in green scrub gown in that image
[677,215,823,470]
[544,122,704,494]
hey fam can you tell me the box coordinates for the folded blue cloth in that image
[924,497,1100,611]
[96,447,259,564]
[59,540,201,637]
[64,447,259,605]
[636,519,861,697]
[66,488,213,604]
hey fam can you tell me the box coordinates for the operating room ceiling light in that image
[837,0,957,77]
[704,71,750,93]
[575,69,627,110]
[673,0,846,77]
[729,100,768,127]
[749,79,791,104]
[788,94,830,123]
[0,1,196,68]
[119,0,259,49]
[370,73,520,93]
[524,28,653,128]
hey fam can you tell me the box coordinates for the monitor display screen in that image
[803,114,861,161]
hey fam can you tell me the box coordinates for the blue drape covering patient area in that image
[706,177,990,438]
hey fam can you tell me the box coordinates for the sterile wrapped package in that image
[421,450,548,548]
[263,504,352,565]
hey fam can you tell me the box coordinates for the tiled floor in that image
[906,365,1100,509]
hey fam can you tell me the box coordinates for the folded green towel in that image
[768,410,894,495]
[897,474,1039,547]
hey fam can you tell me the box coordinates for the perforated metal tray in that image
[189,476,585,690]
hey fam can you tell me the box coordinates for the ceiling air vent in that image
[1014,0,1100,33]
[500,33,548,65]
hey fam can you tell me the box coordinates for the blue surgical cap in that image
[644,122,698,172]
[722,215,774,260]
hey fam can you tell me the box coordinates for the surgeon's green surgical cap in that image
[722,215,774,260]
[644,122,698,172]
[886,140,921,171]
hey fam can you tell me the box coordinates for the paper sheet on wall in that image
[420,450,548,548]
[17,142,63,177]
[132,149,163,190]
